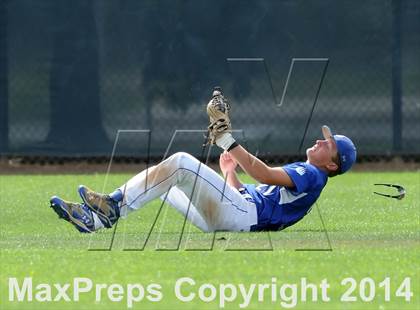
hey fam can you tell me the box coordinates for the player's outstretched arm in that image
[204,86,293,187]
[228,144,295,187]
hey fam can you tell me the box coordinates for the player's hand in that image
[219,151,238,175]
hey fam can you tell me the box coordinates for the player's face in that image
[306,138,339,171]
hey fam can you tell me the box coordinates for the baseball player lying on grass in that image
[50,87,356,233]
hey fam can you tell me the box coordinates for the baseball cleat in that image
[78,185,120,228]
[50,196,95,233]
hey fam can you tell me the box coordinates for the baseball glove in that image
[205,87,231,145]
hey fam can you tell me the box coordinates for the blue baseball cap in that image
[322,125,357,174]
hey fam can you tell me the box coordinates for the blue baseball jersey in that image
[242,162,328,231]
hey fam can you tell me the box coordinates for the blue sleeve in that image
[282,163,315,194]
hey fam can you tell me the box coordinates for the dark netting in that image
[401,0,420,154]
[0,0,419,160]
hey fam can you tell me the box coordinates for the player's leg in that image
[79,152,257,231]
[160,186,209,232]
[79,152,199,227]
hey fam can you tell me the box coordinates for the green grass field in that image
[0,172,419,309]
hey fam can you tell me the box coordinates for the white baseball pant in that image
[118,152,258,232]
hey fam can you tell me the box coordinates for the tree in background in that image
[0,0,8,153]
[47,0,109,153]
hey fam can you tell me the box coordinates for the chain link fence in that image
[0,0,419,161]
